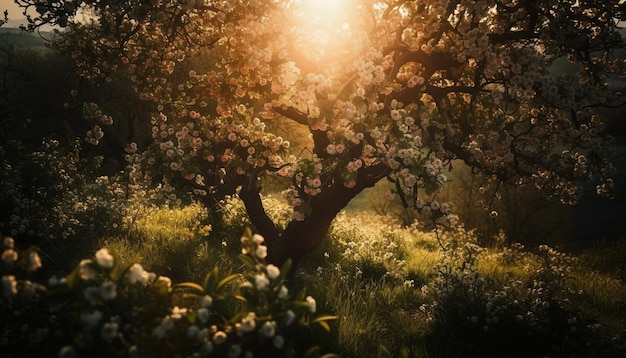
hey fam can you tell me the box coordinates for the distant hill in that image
[2,19,29,29]
[1,17,55,31]
[0,27,52,51]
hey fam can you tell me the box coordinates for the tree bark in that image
[240,163,391,268]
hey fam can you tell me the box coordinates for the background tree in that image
[11,0,626,266]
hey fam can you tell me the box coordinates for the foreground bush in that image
[0,230,336,358]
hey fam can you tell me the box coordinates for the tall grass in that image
[101,203,232,283]
[41,194,625,357]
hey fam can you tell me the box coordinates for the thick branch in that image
[238,170,280,241]
[273,106,308,125]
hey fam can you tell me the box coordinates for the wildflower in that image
[261,321,276,337]
[238,312,256,334]
[81,310,103,329]
[95,248,114,269]
[197,308,210,324]
[58,345,77,358]
[273,335,285,349]
[79,259,96,280]
[157,276,172,288]
[278,285,288,299]
[127,263,149,285]
[171,306,187,319]
[254,273,270,290]
[266,264,280,280]
[252,234,264,245]
[255,245,268,259]
[84,286,101,305]
[100,281,117,300]
[2,275,18,297]
[26,251,42,272]
[202,294,213,308]
[1,249,18,264]
[306,296,316,313]
[213,331,227,344]
[284,310,296,326]
[187,325,200,339]
[152,325,167,339]
[3,236,14,249]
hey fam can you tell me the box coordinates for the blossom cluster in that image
[82,102,113,146]
[55,1,624,230]
[0,139,132,243]
[0,232,332,357]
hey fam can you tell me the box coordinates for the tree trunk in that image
[240,163,391,268]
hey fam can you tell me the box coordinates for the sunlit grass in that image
[63,198,625,357]
[101,203,230,283]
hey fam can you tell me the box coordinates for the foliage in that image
[421,231,613,357]
[580,236,626,283]
[0,230,336,358]
[12,0,626,264]
[1,1,626,357]
[0,139,124,247]
[294,208,625,357]
[102,203,216,283]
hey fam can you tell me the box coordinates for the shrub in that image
[0,230,336,357]
[422,231,608,358]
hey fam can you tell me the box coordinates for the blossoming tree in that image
[13,0,625,265]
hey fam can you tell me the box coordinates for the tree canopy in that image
[10,0,626,265]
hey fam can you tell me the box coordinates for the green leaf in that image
[238,254,257,270]
[292,300,311,309]
[65,268,80,290]
[320,354,342,358]
[312,315,338,323]
[278,258,292,281]
[173,282,204,294]
[316,320,330,332]
[216,274,240,292]
[379,344,391,357]
[203,266,219,293]
[295,286,307,300]
[302,346,320,358]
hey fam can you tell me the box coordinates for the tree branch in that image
[238,168,279,241]
[273,106,308,125]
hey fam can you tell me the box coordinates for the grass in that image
[101,203,234,283]
[44,199,626,357]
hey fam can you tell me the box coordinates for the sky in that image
[2,1,55,30]
[3,1,25,21]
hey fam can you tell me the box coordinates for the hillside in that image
[0,27,52,51]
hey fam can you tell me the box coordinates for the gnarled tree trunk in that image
[239,163,390,267]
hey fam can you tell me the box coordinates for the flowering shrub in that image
[421,230,604,357]
[0,230,336,357]
[0,139,127,243]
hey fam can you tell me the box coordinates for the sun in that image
[298,0,351,28]
[301,0,346,13]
